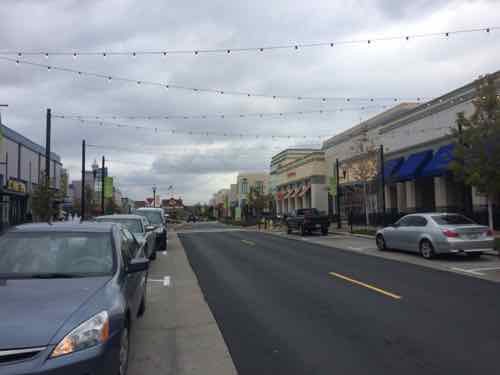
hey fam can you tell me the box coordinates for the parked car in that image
[376,213,494,259]
[96,214,157,260]
[187,214,198,223]
[136,208,167,251]
[285,208,330,236]
[0,222,149,375]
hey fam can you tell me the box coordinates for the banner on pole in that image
[104,176,113,198]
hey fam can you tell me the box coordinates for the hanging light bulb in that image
[107,76,112,82]
[73,52,77,59]
[44,53,49,59]
[47,65,51,71]
[102,52,107,58]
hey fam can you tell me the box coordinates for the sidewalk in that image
[129,231,237,375]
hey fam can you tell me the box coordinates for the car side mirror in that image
[146,225,155,232]
[127,258,149,273]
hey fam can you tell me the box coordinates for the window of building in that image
[241,179,248,194]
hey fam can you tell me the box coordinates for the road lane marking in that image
[450,267,484,275]
[164,276,171,286]
[148,276,171,287]
[328,272,402,300]
[241,240,256,246]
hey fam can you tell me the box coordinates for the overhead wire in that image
[0,56,427,103]
[1,26,496,57]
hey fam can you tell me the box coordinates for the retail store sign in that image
[7,179,26,193]
[287,171,296,178]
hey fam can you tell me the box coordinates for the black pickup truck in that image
[285,208,330,236]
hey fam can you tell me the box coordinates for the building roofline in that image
[1,123,61,162]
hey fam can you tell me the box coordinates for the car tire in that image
[467,252,483,259]
[286,225,292,234]
[300,225,306,236]
[118,321,130,375]
[420,239,435,259]
[376,234,387,251]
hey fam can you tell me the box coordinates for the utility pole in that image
[81,140,86,221]
[0,105,8,187]
[152,185,157,208]
[379,145,386,226]
[101,156,105,214]
[335,159,341,229]
[45,109,52,220]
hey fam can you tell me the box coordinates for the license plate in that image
[467,234,479,239]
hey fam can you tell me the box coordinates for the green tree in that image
[247,187,272,219]
[31,174,61,222]
[450,74,500,229]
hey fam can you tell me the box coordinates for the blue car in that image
[0,222,149,375]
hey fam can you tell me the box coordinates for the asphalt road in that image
[179,223,500,375]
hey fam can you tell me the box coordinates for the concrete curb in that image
[328,231,375,240]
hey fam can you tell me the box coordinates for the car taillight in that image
[485,229,494,237]
[442,229,460,238]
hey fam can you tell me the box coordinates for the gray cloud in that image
[0,0,498,204]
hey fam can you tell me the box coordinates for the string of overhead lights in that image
[72,118,330,139]
[53,105,388,121]
[1,26,496,57]
[0,56,427,103]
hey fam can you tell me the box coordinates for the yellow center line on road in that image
[328,272,402,300]
[241,240,256,246]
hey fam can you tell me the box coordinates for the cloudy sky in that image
[0,0,499,204]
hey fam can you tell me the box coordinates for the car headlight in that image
[51,311,109,358]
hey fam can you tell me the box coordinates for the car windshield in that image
[0,232,114,278]
[97,218,143,233]
[137,211,163,225]
[431,214,476,225]
[297,208,320,216]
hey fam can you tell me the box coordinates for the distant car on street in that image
[136,208,167,251]
[187,214,198,223]
[0,222,149,375]
[285,208,330,236]
[96,214,157,260]
[376,213,494,259]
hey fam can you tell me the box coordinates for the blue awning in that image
[421,144,456,177]
[394,150,433,182]
[383,157,404,181]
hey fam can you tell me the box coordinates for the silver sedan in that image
[376,213,494,259]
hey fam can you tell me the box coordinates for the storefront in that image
[0,178,28,232]
[271,151,328,215]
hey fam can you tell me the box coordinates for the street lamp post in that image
[152,185,157,208]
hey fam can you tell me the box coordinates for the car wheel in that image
[420,240,435,259]
[118,323,130,375]
[286,225,292,234]
[300,225,306,236]
[467,252,483,259]
[376,234,386,251]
